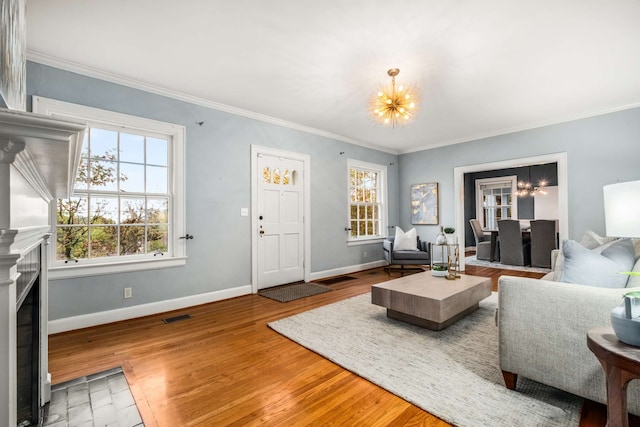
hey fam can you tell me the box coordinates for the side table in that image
[587,326,640,427]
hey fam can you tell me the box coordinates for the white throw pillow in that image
[579,229,617,249]
[394,227,419,251]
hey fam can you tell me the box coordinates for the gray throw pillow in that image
[560,239,635,288]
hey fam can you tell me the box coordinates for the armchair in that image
[383,236,430,274]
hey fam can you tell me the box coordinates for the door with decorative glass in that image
[256,153,305,289]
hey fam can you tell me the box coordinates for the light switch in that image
[241,208,249,217]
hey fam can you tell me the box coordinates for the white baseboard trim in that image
[48,285,252,334]
[309,260,387,281]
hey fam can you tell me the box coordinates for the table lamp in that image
[604,180,640,346]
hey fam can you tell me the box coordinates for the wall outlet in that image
[124,287,132,299]
[240,207,249,216]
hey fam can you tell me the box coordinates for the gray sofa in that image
[498,239,640,415]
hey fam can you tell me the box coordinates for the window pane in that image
[283,169,290,185]
[56,226,88,260]
[74,157,88,190]
[263,167,271,184]
[89,160,118,192]
[90,226,118,258]
[350,221,357,237]
[350,205,357,219]
[358,221,366,236]
[120,198,145,224]
[90,197,118,224]
[90,128,118,160]
[148,198,169,224]
[358,205,366,220]
[57,197,88,225]
[273,168,280,184]
[120,226,145,255]
[146,166,168,194]
[119,133,145,163]
[120,163,145,193]
[147,225,168,252]
[147,137,168,166]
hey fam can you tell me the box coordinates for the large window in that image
[348,159,388,243]
[34,97,185,279]
[475,177,517,229]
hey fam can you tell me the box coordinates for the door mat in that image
[259,282,331,303]
[43,367,143,427]
[313,275,358,285]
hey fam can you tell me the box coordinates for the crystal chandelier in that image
[370,68,419,127]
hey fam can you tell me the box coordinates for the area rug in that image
[258,282,331,302]
[465,255,552,274]
[269,293,581,427]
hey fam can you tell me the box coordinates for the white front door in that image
[256,152,305,289]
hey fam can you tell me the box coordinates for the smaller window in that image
[347,159,388,242]
[475,176,517,229]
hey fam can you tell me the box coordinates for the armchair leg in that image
[502,371,518,390]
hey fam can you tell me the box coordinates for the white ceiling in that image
[25,0,640,154]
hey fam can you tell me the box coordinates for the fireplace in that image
[0,109,85,427]
[16,246,41,426]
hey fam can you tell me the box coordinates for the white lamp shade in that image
[603,180,640,238]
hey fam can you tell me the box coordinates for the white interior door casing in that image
[255,151,306,289]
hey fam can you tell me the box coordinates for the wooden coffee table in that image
[371,272,492,330]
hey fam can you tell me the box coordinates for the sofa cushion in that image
[393,250,430,261]
[560,239,635,288]
[579,229,618,249]
[394,227,419,251]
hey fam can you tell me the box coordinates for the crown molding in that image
[26,51,398,155]
[400,102,640,155]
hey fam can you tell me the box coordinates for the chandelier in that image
[369,68,418,127]
[516,167,548,197]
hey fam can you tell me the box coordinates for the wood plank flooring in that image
[48,264,612,426]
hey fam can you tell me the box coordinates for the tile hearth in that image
[41,367,143,427]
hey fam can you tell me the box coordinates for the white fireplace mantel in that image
[0,108,85,427]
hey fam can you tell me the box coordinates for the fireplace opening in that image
[16,246,41,426]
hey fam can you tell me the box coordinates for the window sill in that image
[347,237,386,247]
[49,256,187,280]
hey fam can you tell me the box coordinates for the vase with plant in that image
[444,226,455,244]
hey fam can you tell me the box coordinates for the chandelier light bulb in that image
[369,68,420,128]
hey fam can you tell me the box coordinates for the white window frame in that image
[475,176,518,229]
[347,159,388,246]
[33,96,186,279]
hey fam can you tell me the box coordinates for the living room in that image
[2,1,640,426]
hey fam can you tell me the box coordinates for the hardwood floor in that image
[49,264,614,426]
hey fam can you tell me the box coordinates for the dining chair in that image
[529,220,557,268]
[497,219,531,266]
[469,219,499,261]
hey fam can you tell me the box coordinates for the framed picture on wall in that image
[411,183,438,224]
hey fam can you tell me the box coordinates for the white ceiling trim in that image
[26,50,398,155]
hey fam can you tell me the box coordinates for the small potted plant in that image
[444,227,455,244]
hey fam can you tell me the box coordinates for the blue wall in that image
[27,62,399,320]
[28,61,640,322]
[398,108,640,246]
